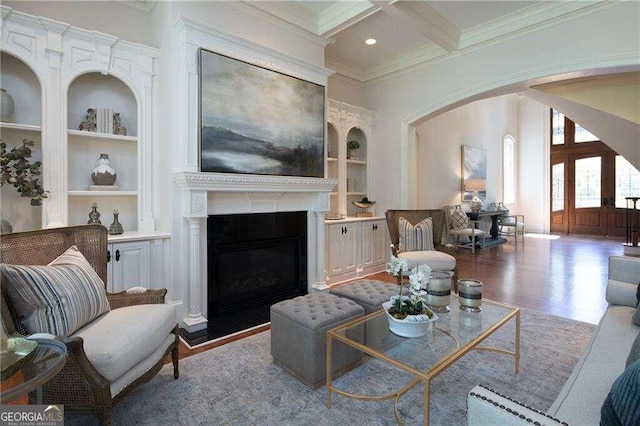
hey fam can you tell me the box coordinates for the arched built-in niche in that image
[66,72,139,232]
[345,126,368,216]
[1,51,44,232]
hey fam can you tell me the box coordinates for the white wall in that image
[415,94,520,210]
[519,97,548,233]
[363,2,640,219]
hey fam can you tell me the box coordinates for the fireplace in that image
[205,211,307,339]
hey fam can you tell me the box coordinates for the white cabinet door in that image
[326,222,359,276]
[362,220,386,268]
[107,241,150,292]
[342,222,359,272]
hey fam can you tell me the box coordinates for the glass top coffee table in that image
[326,295,520,425]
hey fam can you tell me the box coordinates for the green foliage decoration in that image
[346,139,360,150]
[1,139,48,206]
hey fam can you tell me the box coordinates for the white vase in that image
[0,88,15,123]
[382,299,438,338]
[91,153,117,186]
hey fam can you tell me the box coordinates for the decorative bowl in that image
[382,300,438,338]
[1,337,38,381]
[352,200,376,209]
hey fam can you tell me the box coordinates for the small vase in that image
[91,153,117,186]
[108,210,123,235]
[0,88,15,123]
[87,202,101,224]
[426,271,453,313]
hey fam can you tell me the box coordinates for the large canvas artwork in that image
[461,145,487,202]
[199,49,325,177]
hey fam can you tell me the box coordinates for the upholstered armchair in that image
[444,205,487,254]
[385,209,458,287]
[0,225,179,425]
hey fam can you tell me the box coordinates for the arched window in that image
[503,135,516,204]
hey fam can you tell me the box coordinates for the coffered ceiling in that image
[245,0,599,83]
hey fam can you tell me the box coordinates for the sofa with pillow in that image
[0,225,179,425]
[467,255,640,425]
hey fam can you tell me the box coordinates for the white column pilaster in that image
[183,216,207,331]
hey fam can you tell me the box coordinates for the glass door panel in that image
[569,154,606,236]
[574,157,601,208]
[550,155,568,233]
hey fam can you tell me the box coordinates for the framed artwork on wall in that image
[199,48,325,178]
[461,145,487,202]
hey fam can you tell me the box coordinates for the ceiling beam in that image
[376,0,460,52]
[319,1,381,38]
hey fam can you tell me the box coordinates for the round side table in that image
[0,338,67,404]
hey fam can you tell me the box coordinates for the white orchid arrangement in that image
[386,255,408,277]
[386,256,434,319]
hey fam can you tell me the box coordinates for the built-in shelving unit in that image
[326,99,375,218]
[66,72,139,232]
[1,8,160,236]
[0,52,44,232]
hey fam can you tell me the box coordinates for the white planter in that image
[382,300,438,338]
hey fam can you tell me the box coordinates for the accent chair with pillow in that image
[444,205,487,254]
[0,225,179,425]
[385,209,457,288]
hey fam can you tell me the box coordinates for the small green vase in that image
[108,211,123,235]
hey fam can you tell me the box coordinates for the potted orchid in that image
[383,257,437,337]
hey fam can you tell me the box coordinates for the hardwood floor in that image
[174,233,626,360]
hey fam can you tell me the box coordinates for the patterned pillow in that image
[398,217,434,252]
[0,245,110,337]
[450,207,469,230]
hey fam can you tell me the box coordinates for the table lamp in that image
[465,179,486,213]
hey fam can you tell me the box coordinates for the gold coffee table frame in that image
[326,297,520,425]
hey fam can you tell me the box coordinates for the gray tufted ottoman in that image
[270,292,364,389]
[330,279,404,314]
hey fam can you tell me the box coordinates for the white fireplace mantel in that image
[173,171,337,332]
[174,171,337,195]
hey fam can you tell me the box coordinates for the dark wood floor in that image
[175,233,625,360]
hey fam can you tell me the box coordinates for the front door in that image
[550,109,640,236]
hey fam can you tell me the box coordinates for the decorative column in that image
[41,18,69,228]
[182,190,208,332]
[312,192,331,291]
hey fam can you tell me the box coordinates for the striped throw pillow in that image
[398,217,434,252]
[1,245,110,337]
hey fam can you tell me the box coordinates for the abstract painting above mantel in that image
[199,48,325,178]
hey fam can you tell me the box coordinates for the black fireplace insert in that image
[195,211,308,343]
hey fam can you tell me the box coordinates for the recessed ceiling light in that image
[365,38,377,45]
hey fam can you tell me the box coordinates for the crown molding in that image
[232,1,330,47]
[319,1,379,37]
[325,54,365,82]
[112,0,157,14]
[460,0,603,49]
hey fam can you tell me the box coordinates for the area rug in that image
[66,308,595,426]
